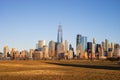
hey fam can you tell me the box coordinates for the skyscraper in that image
[76,34,81,47]
[81,36,87,52]
[92,38,96,55]
[105,39,109,56]
[76,34,87,52]
[3,46,9,59]
[43,45,49,59]
[29,49,34,59]
[87,42,92,59]
[76,34,82,58]
[57,43,64,59]
[10,48,15,60]
[76,34,87,59]
[64,40,68,52]
[69,44,75,58]
[49,40,55,57]
[101,41,105,51]
[93,38,96,44]
[57,23,63,43]
[114,44,120,57]
[37,40,45,51]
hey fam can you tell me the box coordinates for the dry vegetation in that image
[0,60,120,80]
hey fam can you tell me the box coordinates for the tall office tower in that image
[87,42,92,52]
[57,23,63,43]
[57,43,64,59]
[76,34,82,47]
[101,41,105,51]
[76,34,84,59]
[114,44,120,57]
[76,34,82,59]
[37,40,45,50]
[55,42,58,56]
[95,44,101,59]
[68,50,73,59]
[3,46,9,59]
[64,40,68,52]
[111,42,114,53]
[87,42,92,59]
[92,38,96,56]
[76,44,81,58]
[79,44,84,59]
[105,39,109,56]
[43,45,49,59]
[49,40,55,57]
[108,43,112,58]
[69,44,72,50]
[92,43,96,54]
[98,46,104,58]
[81,36,87,52]
[93,38,96,44]
[10,48,15,60]
[29,49,34,59]
[96,44,101,53]
[105,39,109,51]
[69,44,75,58]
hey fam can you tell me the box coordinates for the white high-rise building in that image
[10,48,15,59]
[29,49,34,59]
[49,40,55,57]
[43,45,49,59]
[3,46,9,59]
[38,40,45,49]
[64,40,68,53]
[68,50,73,59]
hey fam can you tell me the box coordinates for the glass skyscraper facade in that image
[81,36,87,52]
[57,24,63,43]
[76,34,87,52]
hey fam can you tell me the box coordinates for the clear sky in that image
[0,0,120,52]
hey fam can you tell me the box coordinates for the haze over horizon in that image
[0,0,120,52]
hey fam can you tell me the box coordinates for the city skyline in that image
[0,0,120,52]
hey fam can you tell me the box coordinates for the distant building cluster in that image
[0,24,120,60]
[76,35,120,60]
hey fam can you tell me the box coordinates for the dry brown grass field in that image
[0,60,120,80]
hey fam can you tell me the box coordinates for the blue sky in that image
[0,0,120,52]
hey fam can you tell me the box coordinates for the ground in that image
[0,60,120,80]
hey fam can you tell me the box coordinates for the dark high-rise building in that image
[76,34,81,47]
[87,42,92,53]
[69,44,72,50]
[57,24,63,43]
[69,44,75,58]
[96,44,101,53]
